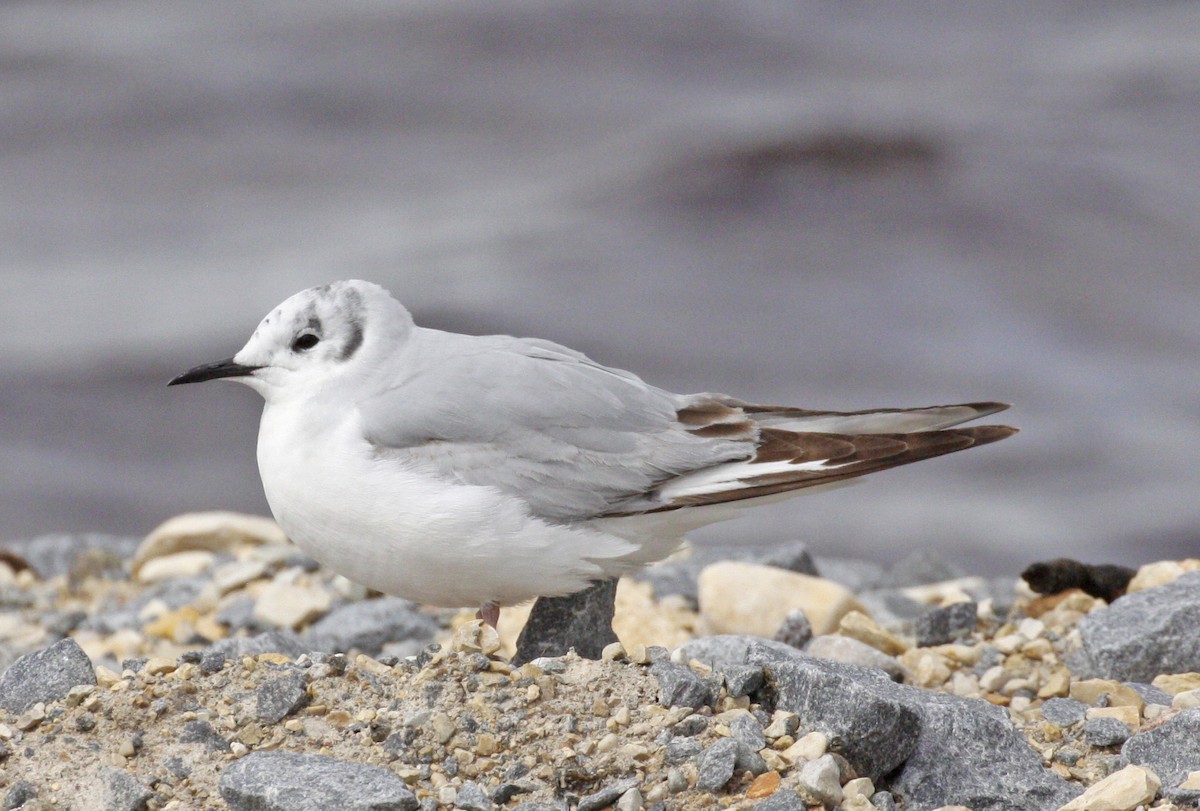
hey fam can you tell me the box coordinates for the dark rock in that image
[179,720,231,753]
[773,609,813,648]
[577,778,638,811]
[0,638,97,714]
[729,713,766,751]
[871,790,899,811]
[751,789,806,810]
[100,768,153,811]
[206,630,309,660]
[672,714,707,736]
[1084,717,1130,747]
[1021,558,1135,603]
[219,750,419,811]
[256,669,309,723]
[649,662,716,710]
[1122,708,1200,788]
[665,737,703,763]
[915,602,978,647]
[1127,682,1173,707]
[1040,697,1087,727]
[696,738,739,792]
[749,648,917,780]
[513,579,618,665]
[720,663,765,698]
[734,741,769,775]
[1077,571,1200,681]
[887,689,1079,810]
[490,784,526,805]
[4,781,37,810]
[302,597,438,657]
[454,781,493,811]
[888,550,966,587]
[676,635,800,669]
[200,650,228,674]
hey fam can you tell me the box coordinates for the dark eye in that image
[292,333,320,352]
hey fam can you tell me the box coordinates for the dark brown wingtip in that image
[960,424,1019,445]
[962,401,1012,418]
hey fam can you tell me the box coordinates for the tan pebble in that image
[1173,689,1200,710]
[395,767,421,784]
[1010,695,1032,713]
[1037,668,1071,699]
[979,665,1012,693]
[0,723,14,740]
[938,643,981,666]
[601,641,627,661]
[984,693,1010,706]
[1128,559,1200,593]
[698,562,866,636]
[771,735,795,751]
[284,719,304,732]
[475,733,500,756]
[487,660,512,675]
[746,771,780,799]
[355,708,377,723]
[174,663,197,680]
[525,684,542,702]
[252,580,331,629]
[591,696,610,717]
[713,724,731,738]
[950,670,981,697]
[842,797,876,811]
[95,666,122,686]
[619,743,651,760]
[1086,705,1140,726]
[760,750,788,773]
[1180,770,1200,790]
[143,657,177,676]
[134,511,287,575]
[843,777,875,800]
[355,655,392,676]
[993,634,1025,654]
[194,614,228,642]
[1152,672,1200,696]
[136,550,215,583]
[230,741,249,757]
[901,578,986,606]
[643,782,668,806]
[719,694,751,712]
[118,739,137,757]
[837,611,908,655]
[431,712,456,744]
[325,710,352,727]
[612,706,631,726]
[1070,679,1144,710]
[1057,763,1159,811]
[596,732,621,753]
[212,559,269,594]
[781,731,827,764]
[16,703,45,731]
[626,643,649,664]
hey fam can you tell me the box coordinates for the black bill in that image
[168,357,261,386]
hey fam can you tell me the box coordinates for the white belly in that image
[255,405,635,607]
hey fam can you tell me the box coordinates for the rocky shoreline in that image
[1,512,1198,810]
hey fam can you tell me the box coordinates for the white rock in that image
[616,787,643,811]
[252,579,332,629]
[136,550,215,584]
[135,511,288,574]
[698,562,867,636]
[1057,764,1160,811]
[796,754,843,806]
[212,559,269,594]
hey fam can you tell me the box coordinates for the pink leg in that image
[475,601,501,628]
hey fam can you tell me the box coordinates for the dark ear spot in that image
[340,320,364,360]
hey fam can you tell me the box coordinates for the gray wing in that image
[357,329,753,521]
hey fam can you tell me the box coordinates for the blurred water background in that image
[3,1,1200,575]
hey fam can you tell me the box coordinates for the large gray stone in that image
[255,669,308,723]
[748,646,917,780]
[887,688,1079,811]
[1077,571,1200,682]
[1122,708,1200,788]
[219,750,418,811]
[696,738,739,792]
[0,638,96,714]
[513,579,618,665]
[302,597,438,657]
[676,634,801,669]
[100,768,153,811]
[649,662,717,710]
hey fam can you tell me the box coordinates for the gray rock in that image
[672,714,707,736]
[454,781,493,811]
[773,609,813,648]
[887,688,1079,810]
[219,750,419,811]
[752,789,806,810]
[100,768,153,811]
[1040,697,1087,727]
[734,741,769,775]
[676,634,800,669]
[1084,717,1131,747]
[0,638,97,714]
[888,550,966,587]
[179,720,231,753]
[1077,570,1200,681]
[4,781,37,810]
[0,533,140,579]
[649,662,716,710]
[1122,707,1200,788]
[206,630,309,660]
[1127,682,1173,707]
[720,663,765,698]
[665,737,703,763]
[811,556,886,592]
[871,790,899,811]
[857,589,930,630]
[915,602,978,647]
[302,597,438,657]
[748,646,917,780]
[696,737,740,792]
[513,579,618,664]
[729,713,766,751]
[578,778,638,811]
[805,634,903,680]
[256,669,309,723]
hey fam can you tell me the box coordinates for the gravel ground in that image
[1,513,1199,810]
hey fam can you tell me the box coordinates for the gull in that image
[170,280,1016,628]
